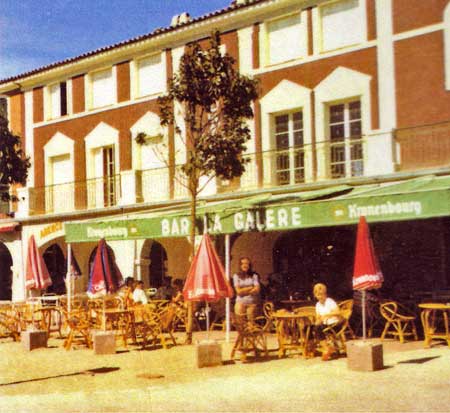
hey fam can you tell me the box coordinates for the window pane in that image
[276,133,289,149]
[350,121,361,137]
[329,104,344,123]
[275,115,289,133]
[50,83,60,119]
[349,100,361,120]
[321,0,364,51]
[293,111,303,129]
[268,14,304,64]
[330,124,345,141]
[60,82,67,116]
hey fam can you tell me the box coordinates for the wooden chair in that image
[61,308,93,350]
[380,301,418,343]
[230,314,268,362]
[0,306,20,342]
[322,299,355,354]
[33,307,63,338]
[255,301,276,333]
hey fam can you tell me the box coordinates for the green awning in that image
[65,175,450,243]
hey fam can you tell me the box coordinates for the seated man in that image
[153,276,174,300]
[133,280,148,305]
[313,283,342,361]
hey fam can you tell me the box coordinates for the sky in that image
[0,0,232,80]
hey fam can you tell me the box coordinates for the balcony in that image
[395,121,450,172]
[18,143,367,217]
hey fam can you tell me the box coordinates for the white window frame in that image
[44,81,69,120]
[318,0,367,53]
[260,10,308,67]
[85,66,117,110]
[131,51,167,100]
[272,111,305,185]
[327,100,363,179]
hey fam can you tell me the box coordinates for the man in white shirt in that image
[133,280,148,305]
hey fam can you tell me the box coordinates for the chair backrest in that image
[338,299,354,321]
[380,301,399,322]
[263,301,274,319]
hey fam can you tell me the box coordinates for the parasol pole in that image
[225,234,230,343]
[203,216,210,340]
[67,243,72,315]
[362,289,367,341]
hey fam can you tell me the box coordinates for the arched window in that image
[43,244,66,295]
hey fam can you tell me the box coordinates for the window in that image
[91,69,115,108]
[274,111,304,185]
[329,100,363,178]
[94,146,116,207]
[267,13,305,64]
[137,54,165,97]
[321,0,365,52]
[47,82,67,119]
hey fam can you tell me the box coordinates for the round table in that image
[418,303,450,347]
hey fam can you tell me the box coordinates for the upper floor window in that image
[329,100,363,178]
[267,13,306,65]
[274,111,304,185]
[137,53,165,98]
[90,68,115,109]
[321,0,365,52]
[46,82,67,120]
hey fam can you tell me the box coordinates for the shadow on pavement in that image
[0,366,120,387]
[397,356,441,364]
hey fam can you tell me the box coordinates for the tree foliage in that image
[157,31,259,198]
[0,115,31,201]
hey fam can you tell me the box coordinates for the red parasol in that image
[353,216,383,339]
[183,234,233,302]
[183,234,233,333]
[88,239,124,295]
[25,235,52,291]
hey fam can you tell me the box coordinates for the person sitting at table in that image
[132,280,148,305]
[233,257,260,324]
[313,283,342,361]
[171,278,184,304]
[153,276,175,300]
[119,277,135,308]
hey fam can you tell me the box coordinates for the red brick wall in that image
[393,0,447,34]
[33,87,44,123]
[366,0,377,40]
[72,74,85,114]
[116,61,130,103]
[395,31,450,128]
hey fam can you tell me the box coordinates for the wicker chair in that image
[380,301,418,343]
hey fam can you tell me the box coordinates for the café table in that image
[100,308,136,347]
[418,303,450,348]
[273,309,314,358]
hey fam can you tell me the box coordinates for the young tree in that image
[139,32,259,343]
[0,115,31,202]
[151,31,258,257]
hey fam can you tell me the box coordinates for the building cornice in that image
[0,0,321,93]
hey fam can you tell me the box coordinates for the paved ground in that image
[0,331,449,413]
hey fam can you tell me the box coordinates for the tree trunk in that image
[185,175,198,344]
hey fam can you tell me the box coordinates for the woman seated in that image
[313,283,342,361]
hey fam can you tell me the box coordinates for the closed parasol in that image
[88,239,123,296]
[183,233,233,333]
[25,235,52,291]
[353,216,384,339]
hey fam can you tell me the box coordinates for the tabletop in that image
[418,303,450,310]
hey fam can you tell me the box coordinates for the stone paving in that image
[0,332,449,412]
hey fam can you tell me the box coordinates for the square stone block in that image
[93,331,116,355]
[21,330,47,351]
[346,340,384,371]
[196,340,222,368]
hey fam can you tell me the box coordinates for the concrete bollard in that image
[196,340,222,368]
[93,331,116,355]
[21,330,48,351]
[346,340,384,371]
